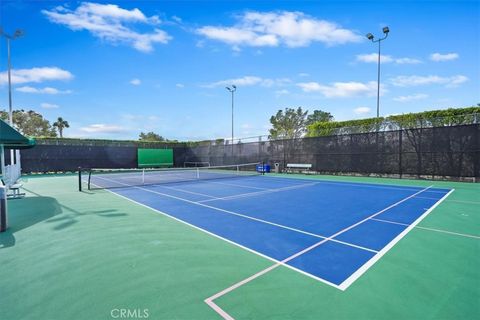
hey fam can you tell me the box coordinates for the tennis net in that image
[81,162,263,190]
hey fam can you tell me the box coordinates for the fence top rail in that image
[29,114,479,148]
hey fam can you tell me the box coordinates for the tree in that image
[0,109,57,137]
[269,107,308,139]
[53,117,70,138]
[306,110,334,126]
[139,131,166,142]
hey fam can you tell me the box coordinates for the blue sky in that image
[0,0,479,140]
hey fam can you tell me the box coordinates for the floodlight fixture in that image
[0,27,25,166]
[225,85,237,146]
[365,27,390,119]
[14,29,24,38]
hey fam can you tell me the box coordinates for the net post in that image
[262,161,265,175]
[78,167,82,192]
[196,167,200,179]
[88,170,92,190]
[142,169,145,185]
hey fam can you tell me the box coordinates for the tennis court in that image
[1,170,478,319]
[85,164,453,291]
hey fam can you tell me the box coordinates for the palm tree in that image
[53,117,69,138]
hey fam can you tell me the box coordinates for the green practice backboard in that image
[137,148,173,168]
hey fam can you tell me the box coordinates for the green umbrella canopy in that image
[0,119,36,149]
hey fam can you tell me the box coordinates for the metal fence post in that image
[399,127,403,179]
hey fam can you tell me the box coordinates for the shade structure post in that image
[0,144,5,179]
[0,145,6,233]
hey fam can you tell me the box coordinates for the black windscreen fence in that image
[183,124,479,180]
[16,140,185,172]
[19,145,138,172]
[15,124,479,180]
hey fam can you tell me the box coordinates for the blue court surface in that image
[91,174,452,290]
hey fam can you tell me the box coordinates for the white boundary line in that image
[157,184,222,199]
[198,182,319,203]
[414,225,480,239]
[205,180,269,190]
[90,180,345,290]
[204,186,436,319]
[414,196,480,205]
[371,217,410,226]
[205,177,324,191]
[95,176,377,253]
[338,188,454,290]
[371,217,480,239]
[253,175,450,194]
[90,176,459,319]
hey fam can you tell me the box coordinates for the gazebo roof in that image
[0,119,36,149]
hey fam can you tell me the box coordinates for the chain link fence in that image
[15,123,479,181]
[183,124,479,181]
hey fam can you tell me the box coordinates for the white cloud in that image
[16,86,72,94]
[394,57,422,64]
[197,11,361,49]
[171,16,182,23]
[80,123,127,133]
[297,81,379,98]
[0,67,73,85]
[430,52,459,62]
[356,53,421,64]
[203,76,261,88]
[40,103,60,109]
[297,82,322,92]
[390,75,468,87]
[353,107,371,115]
[147,115,159,121]
[261,78,291,87]
[176,83,185,88]
[356,53,393,63]
[202,76,290,88]
[298,73,309,77]
[42,2,171,53]
[130,78,141,85]
[275,89,290,95]
[393,93,429,102]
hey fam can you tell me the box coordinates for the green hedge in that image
[33,137,184,147]
[307,106,480,137]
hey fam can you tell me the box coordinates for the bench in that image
[285,163,313,174]
[1,179,25,199]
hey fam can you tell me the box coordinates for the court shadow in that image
[0,196,62,249]
[44,208,128,231]
[7,196,62,232]
[1,187,129,247]
[0,230,15,249]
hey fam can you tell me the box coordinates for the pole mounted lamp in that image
[366,26,389,119]
[225,85,237,144]
[0,28,24,126]
[0,28,24,166]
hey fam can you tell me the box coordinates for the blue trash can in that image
[256,164,270,173]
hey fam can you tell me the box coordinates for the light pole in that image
[366,26,389,119]
[0,28,24,166]
[0,28,24,126]
[226,85,237,144]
